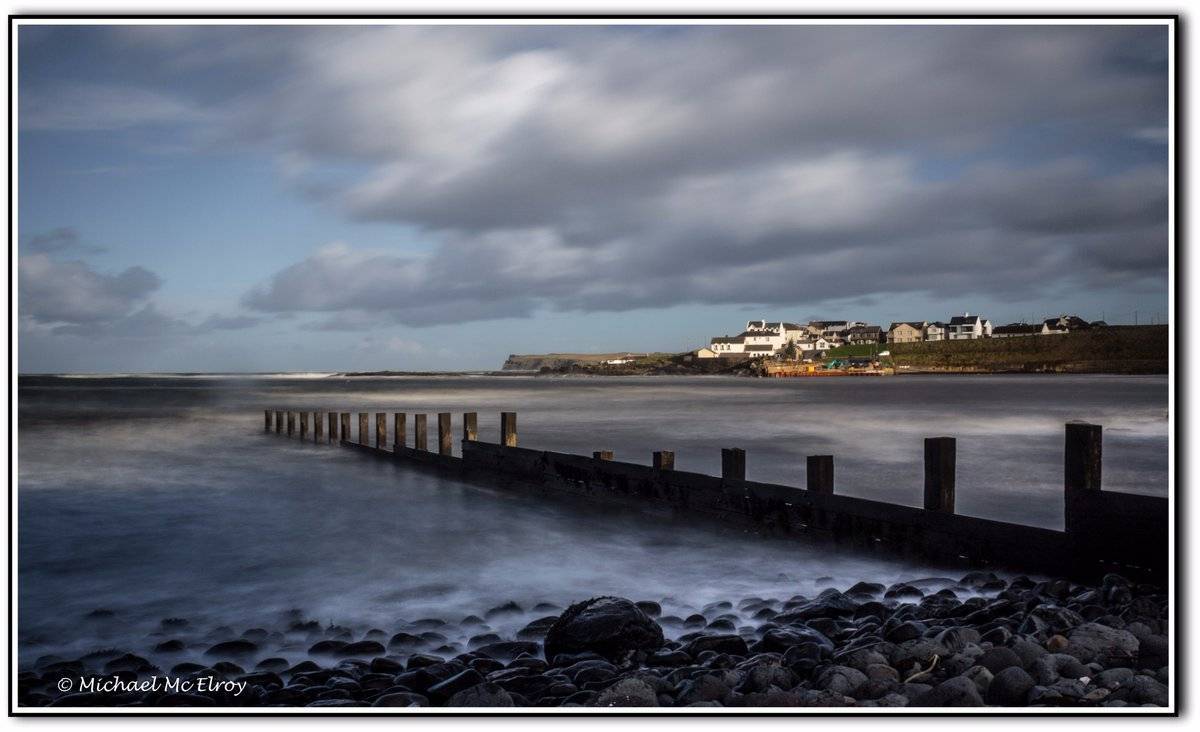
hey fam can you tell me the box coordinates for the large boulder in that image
[544,597,664,663]
[911,676,985,707]
[986,666,1035,706]
[1064,623,1139,665]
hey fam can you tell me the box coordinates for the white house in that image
[947,313,993,340]
[924,322,948,341]
[706,335,747,355]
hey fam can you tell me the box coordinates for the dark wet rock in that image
[284,660,320,675]
[912,676,984,707]
[753,626,833,654]
[474,641,540,662]
[427,669,485,703]
[532,602,561,614]
[468,633,503,648]
[815,665,867,696]
[387,632,426,651]
[987,666,1035,706]
[776,590,858,624]
[635,601,662,618]
[884,620,926,643]
[170,662,206,676]
[884,583,924,601]
[1064,623,1139,665]
[484,601,524,620]
[516,617,557,641]
[544,597,664,664]
[685,634,748,658]
[846,581,885,598]
[1032,653,1089,684]
[373,691,430,707]
[153,639,185,653]
[337,640,386,658]
[104,653,151,673]
[935,627,980,653]
[307,640,346,655]
[459,615,487,628]
[683,614,707,628]
[254,657,289,671]
[592,677,658,706]
[448,682,515,707]
[977,646,1023,674]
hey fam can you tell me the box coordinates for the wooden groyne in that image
[262,409,1168,584]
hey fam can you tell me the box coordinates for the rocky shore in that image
[19,572,1168,709]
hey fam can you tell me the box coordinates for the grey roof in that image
[994,323,1040,334]
[744,344,776,352]
[888,321,926,331]
[949,315,981,326]
[711,336,743,344]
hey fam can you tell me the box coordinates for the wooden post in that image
[314,411,324,442]
[264,410,271,431]
[1065,422,1103,535]
[414,414,428,451]
[721,448,746,481]
[807,455,834,494]
[463,412,478,442]
[358,413,369,445]
[287,411,295,437]
[274,411,283,434]
[375,413,387,449]
[653,451,675,470]
[923,437,956,513]
[328,412,338,443]
[438,413,452,456]
[340,413,350,443]
[394,413,406,450]
[593,450,614,461]
[501,412,518,447]
[299,412,309,440]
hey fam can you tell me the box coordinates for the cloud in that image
[18,232,261,339]
[25,227,106,255]
[19,253,162,325]
[21,25,1171,335]
[19,83,202,132]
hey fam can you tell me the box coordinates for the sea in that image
[15,373,1169,667]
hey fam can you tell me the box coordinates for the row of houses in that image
[697,313,1103,359]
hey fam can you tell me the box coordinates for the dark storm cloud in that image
[21,25,1170,332]
[219,24,1168,326]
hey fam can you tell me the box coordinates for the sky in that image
[15,22,1170,373]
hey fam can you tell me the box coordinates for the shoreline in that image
[19,571,1167,709]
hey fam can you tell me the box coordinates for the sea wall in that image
[267,410,1168,584]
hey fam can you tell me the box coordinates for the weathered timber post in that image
[1064,422,1103,535]
[274,410,283,434]
[329,412,339,443]
[375,413,387,449]
[414,414,428,451]
[358,413,369,445]
[264,410,271,431]
[807,455,834,494]
[314,411,324,442]
[721,448,746,481]
[463,412,478,442]
[340,413,350,443]
[653,451,675,470]
[287,411,295,437]
[501,412,518,447]
[299,412,309,440]
[923,437,956,513]
[593,450,614,461]
[438,413,452,456]
[394,413,406,449]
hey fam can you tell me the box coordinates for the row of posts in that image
[264,409,518,456]
[264,409,1103,520]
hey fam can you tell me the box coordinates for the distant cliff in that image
[502,353,653,371]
